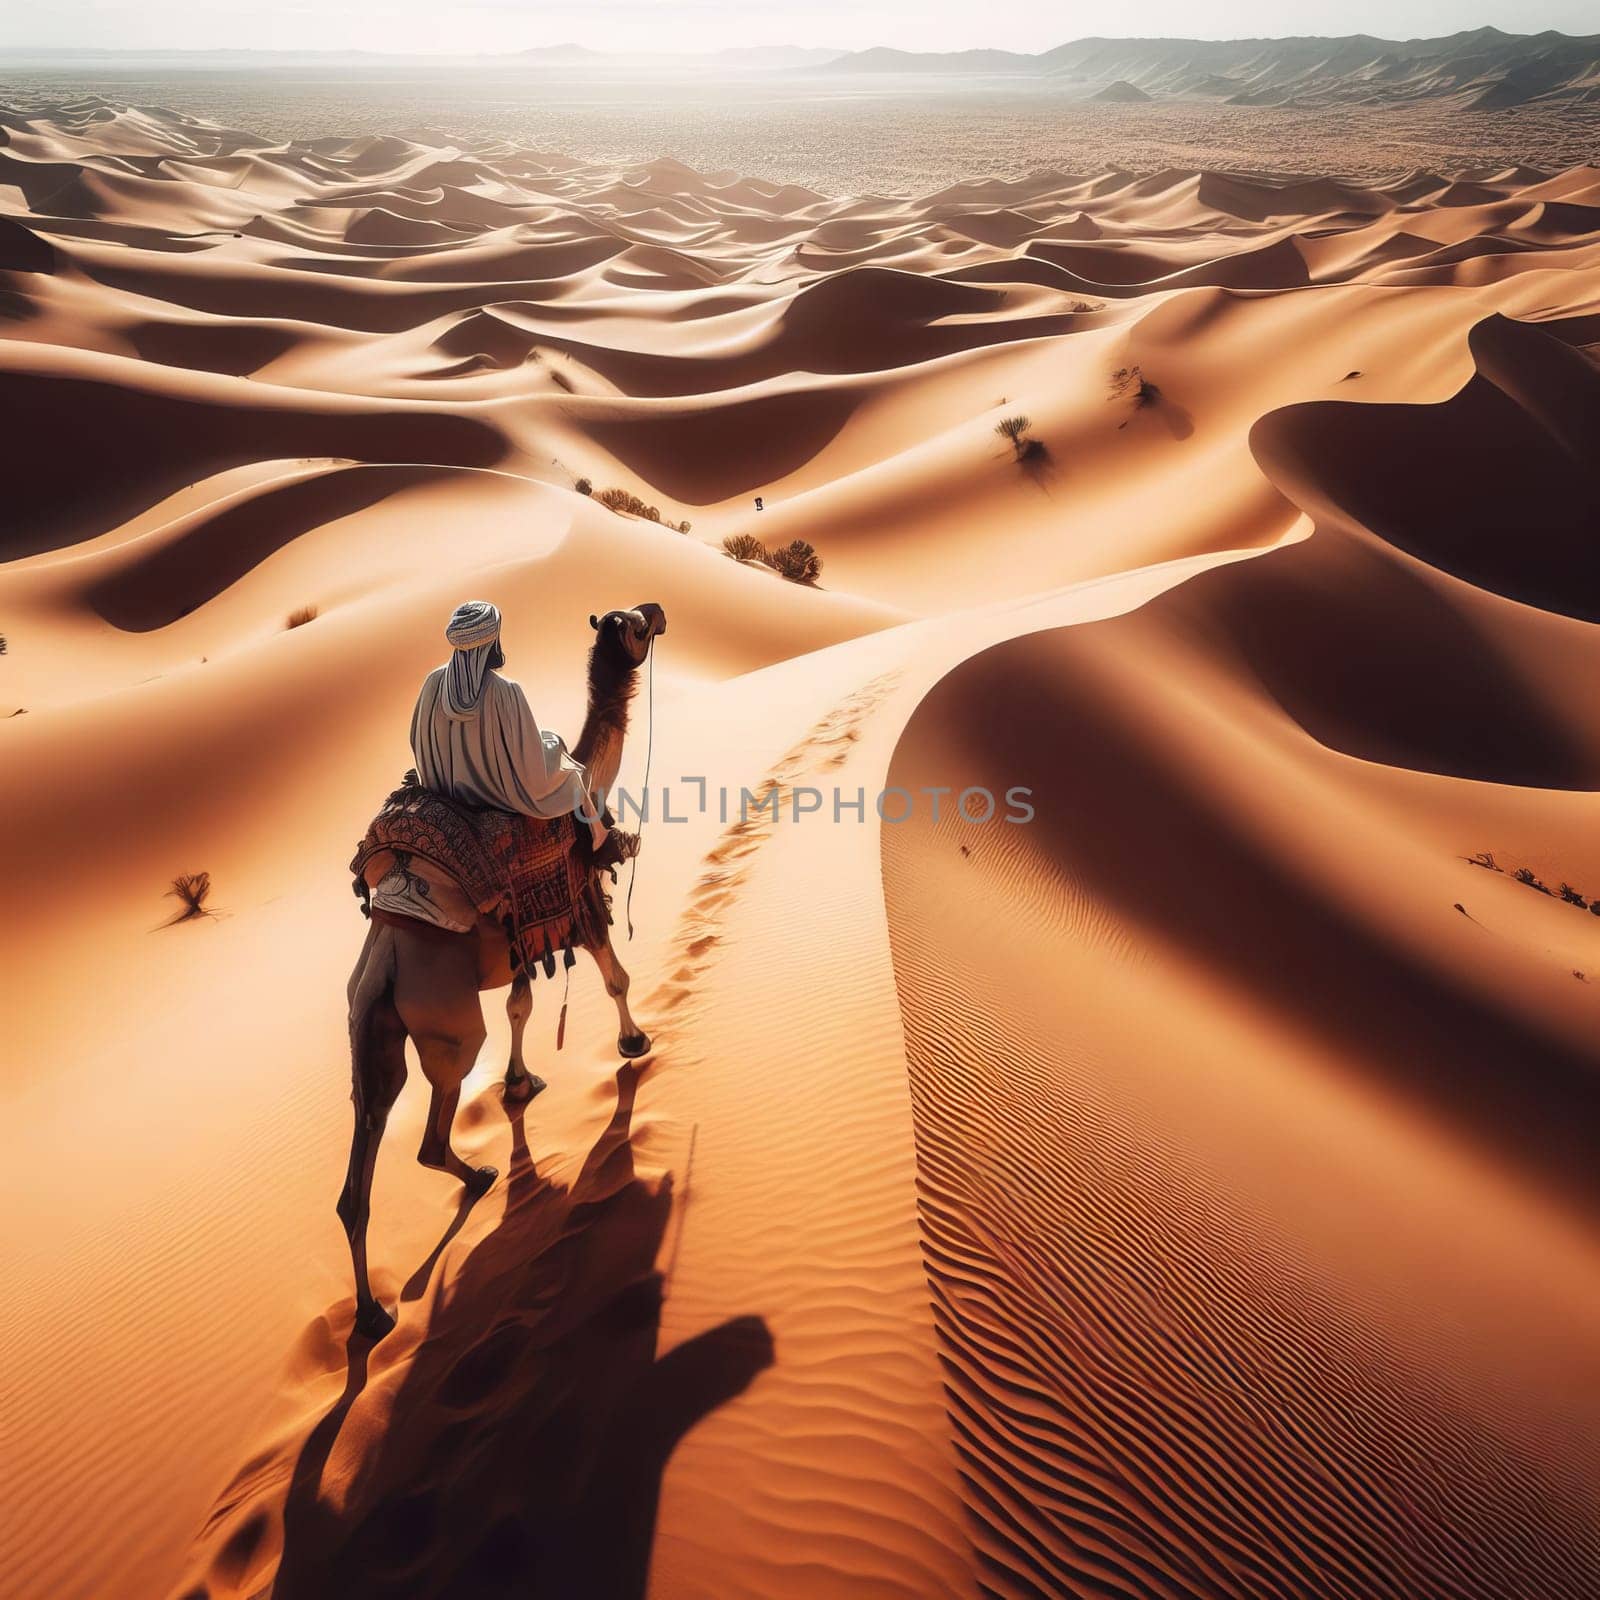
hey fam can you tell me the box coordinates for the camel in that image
[339,602,666,1339]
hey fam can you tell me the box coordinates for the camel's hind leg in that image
[503,974,546,1104]
[590,932,651,1060]
[339,924,407,1341]
[392,930,498,1195]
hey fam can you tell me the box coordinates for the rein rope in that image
[625,643,655,940]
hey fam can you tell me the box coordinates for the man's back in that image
[411,665,586,819]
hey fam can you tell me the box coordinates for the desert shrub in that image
[166,872,214,923]
[768,539,822,585]
[995,414,1033,460]
[722,533,767,563]
[1491,856,1600,909]
[596,487,663,523]
[575,476,592,496]
[286,604,318,629]
[1110,365,1160,406]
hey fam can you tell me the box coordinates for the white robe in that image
[410,665,590,819]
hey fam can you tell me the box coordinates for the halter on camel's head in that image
[581,605,667,735]
[590,602,666,663]
[581,604,665,939]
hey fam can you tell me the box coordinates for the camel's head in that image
[590,602,667,668]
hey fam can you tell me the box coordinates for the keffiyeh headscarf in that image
[442,600,501,717]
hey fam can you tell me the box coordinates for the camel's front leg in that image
[591,933,651,1060]
[504,974,547,1103]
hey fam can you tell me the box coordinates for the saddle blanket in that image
[350,774,610,979]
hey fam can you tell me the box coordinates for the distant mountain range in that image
[3,30,1596,108]
[820,29,1600,108]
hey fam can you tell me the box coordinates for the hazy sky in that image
[1,0,1593,55]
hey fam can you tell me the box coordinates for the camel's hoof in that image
[464,1163,499,1197]
[504,1071,547,1105]
[618,1031,652,1060]
[355,1299,396,1342]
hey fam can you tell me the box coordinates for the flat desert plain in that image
[1,94,1599,1600]
[2,66,1600,188]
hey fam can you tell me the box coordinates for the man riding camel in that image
[343,597,664,1337]
[410,600,625,863]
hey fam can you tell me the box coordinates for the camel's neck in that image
[572,642,639,805]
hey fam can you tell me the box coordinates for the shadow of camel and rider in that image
[271,1068,774,1599]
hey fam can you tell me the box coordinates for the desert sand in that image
[2,95,1599,1599]
[6,34,1600,189]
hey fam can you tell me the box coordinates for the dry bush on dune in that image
[722,533,769,563]
[1471,851,1600,913]
[574,477,593,496]
[995,413,1035,460]
[768,539,823,585]
[1110,365,1161,407]
[596,486,662,522]
[595,487,689,530]
[286,604,318,629]
[165,872,215,924]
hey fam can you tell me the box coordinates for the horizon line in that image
[2,25,1596,62]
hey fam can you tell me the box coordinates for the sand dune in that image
[2,98,1598,1600]
[1256,316,1600,628]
